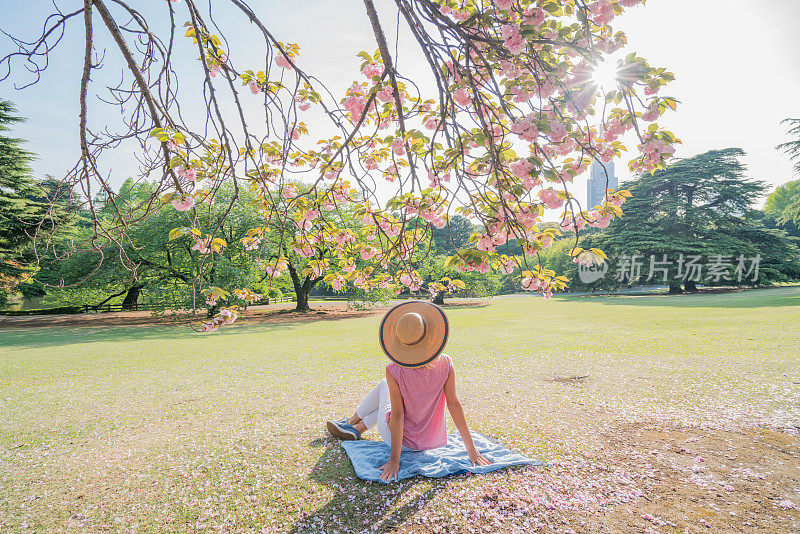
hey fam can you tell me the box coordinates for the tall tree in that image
[37,179,264,317]
[763,179,800,239]
[0,101,34,276]
[590,148,800,292]
[775,118,800,223]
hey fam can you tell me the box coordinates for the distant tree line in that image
[547,147,800,293]
[3,100,800,311]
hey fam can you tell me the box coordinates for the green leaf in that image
[168,228,185,241]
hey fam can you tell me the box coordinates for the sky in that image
[1,0,799,210]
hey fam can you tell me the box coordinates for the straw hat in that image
[379,301,449,368]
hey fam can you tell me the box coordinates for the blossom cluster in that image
[161,0,678,330]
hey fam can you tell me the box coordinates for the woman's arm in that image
[378,370,405,482]
[443,368,493,467]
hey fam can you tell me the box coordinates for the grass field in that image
[1,288,799,532]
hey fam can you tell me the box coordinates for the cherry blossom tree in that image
[0,0,678,329]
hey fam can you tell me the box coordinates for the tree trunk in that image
[683,280,698,292]
[285,258,324,313]
[431,292,445,305]
[294,286,311,312]
[121,284,144,310]
[668,282,683,294]
[286,260,311,312]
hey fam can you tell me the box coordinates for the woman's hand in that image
[378,459,401,482]
[467,448,493,467]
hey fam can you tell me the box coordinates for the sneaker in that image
[326,419,361,440]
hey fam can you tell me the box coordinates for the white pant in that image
[356,379,419,451]
[356,378,393,446]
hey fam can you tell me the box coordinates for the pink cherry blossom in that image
[275,54,292,69]
[362,63,382,77]
[391,137,405,155]
[177,166,197,181]
[201,321,218,332]
[192,238,212,254]
[641,101,660,122]
[521,276,541,291]
[295,243,314,257]
[522,7,545,26]
[548,119,568,142]
[428,170,451,188]
[248,81,260,94]
[509,158,535,181]
[453,87,471,106]
[343,95,367,120]
[560,214,586,232]
[588,210,613,228]
[218,308,237,324]
[590,0,615,26]
[360,247,377,260]
[500,257,516,275]
[242,236,261,251]
[511,115,538,142]
[500,24,526,55]
[509,86,531,103]
[516,206,538,227]
[493,0,514,10]
[377,85,394,102]
[331,276,346,291]
[539,188,565,210]
[475,234,494,251]
[323,167,340,180]
[265,258,287,278]
[172,195,195,211]
[644,82,661,96]
[296,209,319,231]
[536,80,557,99]
[632,136,676,173]
[522,174,542,191]
[441,7,470,21]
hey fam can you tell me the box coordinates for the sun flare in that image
[592,59,620,91]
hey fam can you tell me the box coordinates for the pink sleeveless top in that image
[385,353,454,450]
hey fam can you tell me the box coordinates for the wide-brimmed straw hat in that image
[379,301,449,368]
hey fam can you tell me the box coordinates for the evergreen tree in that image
[775,118,800,223]
[592,148,800,292]
[0,101,35,274]
[430,215,478,254]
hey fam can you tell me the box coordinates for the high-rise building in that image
[586,160,617,209]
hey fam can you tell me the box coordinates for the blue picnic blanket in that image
[341,431,541,483]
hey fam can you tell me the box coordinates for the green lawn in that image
[1,287,799,532]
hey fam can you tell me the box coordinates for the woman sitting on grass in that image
[326,301,492,482]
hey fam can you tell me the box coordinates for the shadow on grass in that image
[0,322,297,349]
[441,302,491,311]
[290,438,446,533]
[558,286,800,309]
[0,307,381,350]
